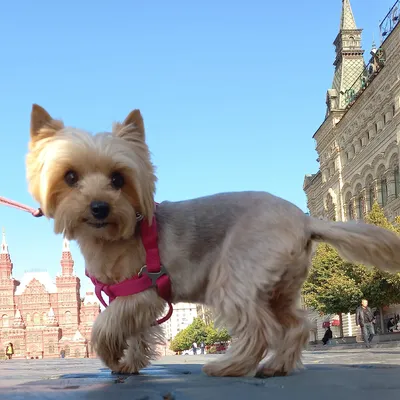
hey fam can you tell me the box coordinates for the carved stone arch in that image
[389,153,399,169]
[355,183,363,194]
[350,173,362,188]
[360,164,373,180]
[377,163,387,179]
[324,190,337,221]
[372,153,385,172]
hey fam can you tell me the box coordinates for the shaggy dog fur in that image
[26,104,400,377]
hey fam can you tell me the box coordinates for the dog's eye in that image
[111,172,125,189]
[64,170,79,187]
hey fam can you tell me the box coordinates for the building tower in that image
[55,239,81,337]
[326,0,365,114]
[0,229,19,331]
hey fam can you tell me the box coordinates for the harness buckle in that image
[138,264,168,287]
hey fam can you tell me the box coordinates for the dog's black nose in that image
[90,201,110,220]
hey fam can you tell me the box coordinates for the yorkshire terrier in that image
[26,104,400,377]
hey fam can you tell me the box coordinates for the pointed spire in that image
[60,237,74,276]
[1,228,8,254]
[0,228,13,279]
[13,309,25,328]
[340,0,357,30]
[63,238,70,252]
[46,307,59,327]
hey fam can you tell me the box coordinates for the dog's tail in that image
[309,217,400,273]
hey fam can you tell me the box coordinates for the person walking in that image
[5,342,14,360]
[356,299,375,348]
[192,342,197,355]
[200,341,205,354]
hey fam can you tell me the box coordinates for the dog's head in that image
[26,104,156,241]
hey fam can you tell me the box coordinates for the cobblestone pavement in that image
[1,349,400,399]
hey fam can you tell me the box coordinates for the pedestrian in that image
[60,349,66,358]
[355,299,375,348]
[387,317,396,333]
[192,342,197,355]
[5,342,14,360]
[322,327,333,345]
[200,341,205,354]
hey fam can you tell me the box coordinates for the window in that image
[65,311,72,324]
[348,202,354,220]
[48,340,55,354]
[369,186,374,210]
[26,313,31,324]
[42,312,47,325]
[395,167,399,198]
[1,314,9,328]
[381,178,388,206]
[33,313,40,325]
[357,196,363,220]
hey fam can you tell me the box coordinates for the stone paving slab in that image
[1,350,400,399]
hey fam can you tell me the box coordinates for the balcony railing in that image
[342,47,386,108]
[380,1,400,42]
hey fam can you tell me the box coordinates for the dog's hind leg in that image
[256,303,310,377]
[202,257,284,377]
[202,301,281,377]
[256,270,311,377]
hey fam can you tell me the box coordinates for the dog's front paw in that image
[91,311,127,371]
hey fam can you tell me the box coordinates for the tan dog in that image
[26,104,400,377]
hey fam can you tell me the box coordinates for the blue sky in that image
[0,0,396,294]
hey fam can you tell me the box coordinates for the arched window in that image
[348,202,353,220]
[395,166,399,198]
[381,178,388,206]
[1,314,9,328]
[65,311,72,324]
[357,196,364,220]
[33,313,40,325]
[48,340,55,354]
[368,186,374,210]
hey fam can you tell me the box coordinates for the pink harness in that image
[85,212,173,325]
[0,196,173,325]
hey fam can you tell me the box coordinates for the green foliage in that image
[169,317,231,352]
[302,202,400,315]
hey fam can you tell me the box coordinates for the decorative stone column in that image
[367,122,376,140]
[375,178,383,206]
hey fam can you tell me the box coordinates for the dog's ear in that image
[30,104,64,141]
[113,109,145,142]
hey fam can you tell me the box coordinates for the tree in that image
[169,317,231,352]
[302,201,400,334]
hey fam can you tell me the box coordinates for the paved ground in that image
[1,349,400,399]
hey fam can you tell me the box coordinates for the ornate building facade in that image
[303,0,400,341]
[0,230,100,359]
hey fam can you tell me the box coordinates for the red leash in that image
[0,196,43,217]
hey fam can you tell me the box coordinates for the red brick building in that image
[0,230,100,359]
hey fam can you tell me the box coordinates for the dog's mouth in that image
[83,219,110,229]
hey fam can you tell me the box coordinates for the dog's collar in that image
[85,205,173,325]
